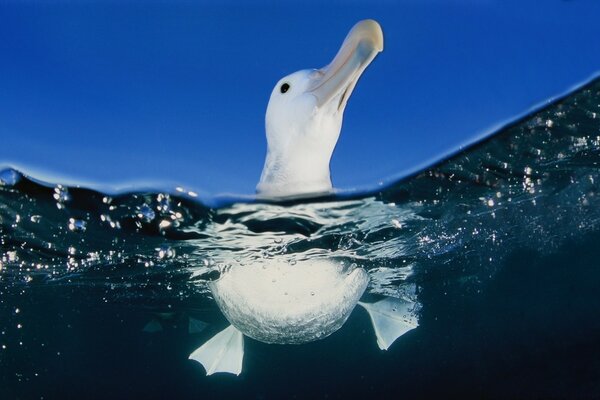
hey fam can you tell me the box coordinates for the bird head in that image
[257,19,384,198]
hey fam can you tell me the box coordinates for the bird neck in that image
[257,141,334,198]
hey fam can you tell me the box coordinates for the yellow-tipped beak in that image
[308,19,384,110]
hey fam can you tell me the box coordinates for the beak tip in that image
[355,19,384,52]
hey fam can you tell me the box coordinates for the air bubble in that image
[53,185,70,208]
[391,219,403,229]
[100,214,120,229]
[156,194,171,212]
[5,251,18,262]
[156,246,175,259]
[159,220,172,230]
[68,218,87,232]
[137,204,156,222]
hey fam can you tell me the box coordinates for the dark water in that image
[2,77,600,399]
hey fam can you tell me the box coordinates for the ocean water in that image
[1,77,600,399]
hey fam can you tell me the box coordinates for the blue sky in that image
[1,1,600,195]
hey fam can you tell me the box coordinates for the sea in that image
[1,77,600,399]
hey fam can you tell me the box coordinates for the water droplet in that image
[0,168,21,186]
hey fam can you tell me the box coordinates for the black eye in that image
[280,83,290,94]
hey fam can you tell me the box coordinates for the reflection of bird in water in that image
[189,20,419,376]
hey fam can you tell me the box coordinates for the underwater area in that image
[1,77,600,398]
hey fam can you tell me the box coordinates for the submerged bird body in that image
[190,259,418,376]
[210,260,369,344]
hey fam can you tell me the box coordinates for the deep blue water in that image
[1,77,600,399]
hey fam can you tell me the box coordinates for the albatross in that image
[188,20,418,376]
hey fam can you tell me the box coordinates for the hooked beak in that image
[308,19,383,111]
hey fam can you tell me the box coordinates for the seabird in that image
[188,20,418,376]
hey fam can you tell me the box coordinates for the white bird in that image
[188,20,418,376]
[257,19,384,198]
